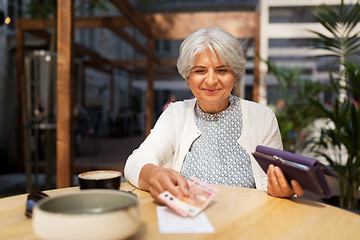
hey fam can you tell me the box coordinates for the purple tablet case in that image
[252,145,338,198]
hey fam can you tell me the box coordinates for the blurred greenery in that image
[308,63,360,209]
[308,0,360,209]
[267,0,360,209]
[266,61,327,152]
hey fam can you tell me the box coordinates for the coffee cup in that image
[78,170,121,190]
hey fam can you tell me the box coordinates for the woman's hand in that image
[138,164,189,203]
[267,164,304,198]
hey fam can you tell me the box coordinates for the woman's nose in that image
[205,71,218,85]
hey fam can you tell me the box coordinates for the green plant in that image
[309,0,360,101]
[308,0,360,209]
[309,84,360,209]
[310,0,360,63]
[265,61,327,152]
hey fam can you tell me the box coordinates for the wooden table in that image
[0,183,359,240]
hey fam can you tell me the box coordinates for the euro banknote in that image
[158,177,218,217]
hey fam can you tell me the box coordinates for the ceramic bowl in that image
[33,189,140,240]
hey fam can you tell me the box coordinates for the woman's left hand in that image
[267,164,304,198]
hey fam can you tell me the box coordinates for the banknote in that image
[184,177,218,210]
[158,177,218,217]
[158,191,202,217]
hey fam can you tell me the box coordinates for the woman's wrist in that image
[138,163,160,190]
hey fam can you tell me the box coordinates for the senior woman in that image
[125,27,304,202]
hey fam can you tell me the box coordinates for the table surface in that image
[0,183,359,240]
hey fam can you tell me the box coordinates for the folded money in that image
[184,177,218,210]
[158,177,218,217]
[158,191,202,217]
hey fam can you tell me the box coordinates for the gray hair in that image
[177,27,246,81]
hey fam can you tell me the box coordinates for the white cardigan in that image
[124,97,283,191]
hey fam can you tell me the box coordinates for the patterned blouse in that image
[180,95,255,188]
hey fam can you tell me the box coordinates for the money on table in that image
[158,177,218,217]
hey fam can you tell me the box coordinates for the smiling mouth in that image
[203,88,220,93]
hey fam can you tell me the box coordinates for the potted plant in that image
[309,63,360,209]
[307,0,360,209]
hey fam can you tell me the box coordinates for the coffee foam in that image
[79,171,121,180]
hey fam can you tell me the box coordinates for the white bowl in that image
[33,189,140,240]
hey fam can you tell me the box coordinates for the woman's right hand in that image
[138,164,189,203]
[267,164,304,198]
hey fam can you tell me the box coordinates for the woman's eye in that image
[194,69,205,73]
[218,69,228,73]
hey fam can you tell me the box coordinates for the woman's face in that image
[187,48,236,114]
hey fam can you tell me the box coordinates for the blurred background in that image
[0,0,359,203]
